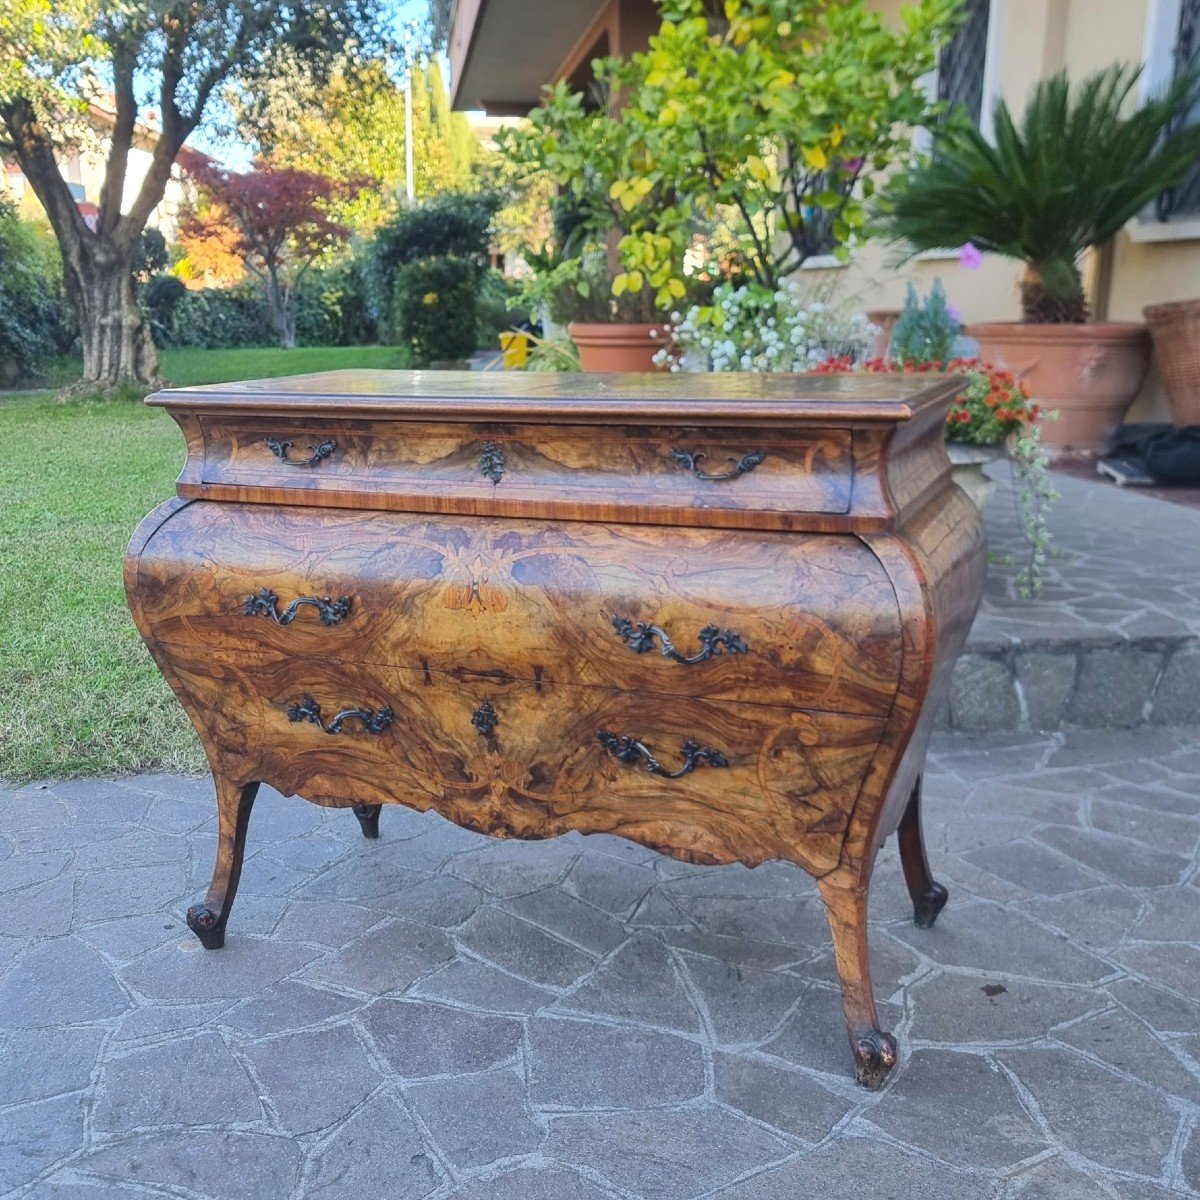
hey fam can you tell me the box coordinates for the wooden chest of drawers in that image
[125,369,985,1088]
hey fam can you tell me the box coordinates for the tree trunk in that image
[65,239,161,390]
[264,267,296,349]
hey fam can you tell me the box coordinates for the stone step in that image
[940,468,1200,733]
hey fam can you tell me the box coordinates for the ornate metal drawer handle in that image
[244,588,353,627]
[471,700,499,737]
[597,730,730,778]
[286,696,393,735]
[670,448,766,482]
[264,437,338,467]
[480,441,505,485]
[611,615,747,663]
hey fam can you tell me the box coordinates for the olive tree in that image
[0,0,389,390]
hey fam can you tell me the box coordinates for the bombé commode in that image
[124,369,985,1088]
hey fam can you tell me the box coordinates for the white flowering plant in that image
[653,280,878,373]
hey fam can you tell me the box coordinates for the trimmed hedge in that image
[369,192,498,341]
[395,256,478,366]
[147,259,379,350]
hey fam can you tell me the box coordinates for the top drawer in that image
[191,416,852,527]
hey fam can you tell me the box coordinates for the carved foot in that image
[913,880,949,929]
[352,803,382,839]
[853,1029,898,1090]
[186,903,227,950]
[898,776,950,929]
[189,778,257,950]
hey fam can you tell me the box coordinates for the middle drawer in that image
[134,501,904,717]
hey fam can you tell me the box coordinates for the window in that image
[1156,0,1200,220]
[937,0,992,128]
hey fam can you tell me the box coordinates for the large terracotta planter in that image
[568,321,661,373]
[1144,299,1200,426]
[966,322,1151,457]
[865,309,901,360]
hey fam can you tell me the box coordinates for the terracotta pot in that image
[966,322,1151,458]
[865,309,901,360]
[568,321,661,373]
[1143,298,1200,426]
[945,441,1004,511]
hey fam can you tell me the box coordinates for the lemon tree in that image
[502,0,960,310]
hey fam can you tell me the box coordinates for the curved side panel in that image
[827,484,986,889]
[125,496,229,781]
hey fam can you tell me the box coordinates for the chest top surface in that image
[149,367,956,424]
[148,369,962,534]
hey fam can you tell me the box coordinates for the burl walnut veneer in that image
[125,369,986,1088]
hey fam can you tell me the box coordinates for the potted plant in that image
[885,64,1200,457]
[810,279,1056,597]
[498,87,668,372]
[501,0,958,369]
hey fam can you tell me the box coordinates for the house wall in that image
[3,136,188,239]
[805,0,1200,422]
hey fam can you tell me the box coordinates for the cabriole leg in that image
[818,877,897,1089]
[352,803,382,839]
[898,776,949,929]
[186,779,258,950]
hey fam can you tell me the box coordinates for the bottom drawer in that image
[163,650,885,874]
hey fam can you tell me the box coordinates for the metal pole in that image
[404,68,415,204]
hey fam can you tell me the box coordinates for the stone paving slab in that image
[953,469,1200,732]
[1,725,1199,1198]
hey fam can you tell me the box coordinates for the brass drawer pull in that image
[265,436,338,467]
[669,448,765,482]
[471,700,500,737]
[286,696,393,735]
[611,615,747,663]
[243,588,353,627]
[480,442,505,485]
[597,730,730,778]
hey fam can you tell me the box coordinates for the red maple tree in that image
[181,154,361,348]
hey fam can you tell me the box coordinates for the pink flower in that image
[959,243,983,271]
[947,303,963,323]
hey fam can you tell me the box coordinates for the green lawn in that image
[37,343,414,391]
[0,344,410,783]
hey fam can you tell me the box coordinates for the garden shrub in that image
[141,274,189,346]
[890,279,960,366]
[370,191,498,338]
[476,269,528,348]
[155,261,378,350]
[163,283,272,348]
[395,256,478,366]
[0,199,74,381]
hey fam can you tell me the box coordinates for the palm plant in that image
[885,64,1200,323]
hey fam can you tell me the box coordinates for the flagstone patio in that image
[950,467,1200,734]
[1,724,1198,1198]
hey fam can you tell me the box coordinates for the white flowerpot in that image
[946,442,1005,511]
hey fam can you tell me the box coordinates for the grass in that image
[0,344,410,783]
[36,343,414,391]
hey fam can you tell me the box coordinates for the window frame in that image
[1134,0,1200,241]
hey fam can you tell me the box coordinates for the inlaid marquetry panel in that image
[193,416,853,523]
[132,502,904,716]
[157,648,886,874]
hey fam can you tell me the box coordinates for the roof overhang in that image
[449,0,609,114]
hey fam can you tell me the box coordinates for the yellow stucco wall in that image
[808,0,1200,421]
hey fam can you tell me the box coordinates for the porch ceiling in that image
[449,0,606,113]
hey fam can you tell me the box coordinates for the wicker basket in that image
[1144,298,1200,426]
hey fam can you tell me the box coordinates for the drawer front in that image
[135,503,904,717]
[163,650,885,873]
[194,416,852,522]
